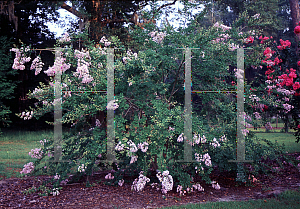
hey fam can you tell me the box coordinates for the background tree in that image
[0,36,18,136]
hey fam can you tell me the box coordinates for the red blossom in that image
[274,57,282,65]
[277,39,291,50]
[289,71,297,79]
[298,125,300,129]
[293,82,300,91]
[294,26,300,34]
[259,36,269,44]
[263,47,274,59]
[297,61,300,66]
[245,36,254,44]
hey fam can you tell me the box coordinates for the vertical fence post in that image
[184,48,193,162]
[106,48,117,164]
[53,47,63,162]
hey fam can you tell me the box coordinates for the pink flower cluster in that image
[59,32,71,43]
[72,50,93,83]
[131,171,150,192]
[30,56,44,75]
[20,162,34,175]
[195,153,212,166]
[283,103,294,113]
[127,140,138,153]
[44,57,71,76]
[100,36,111,47]
[29,148,43,159]
[122,50,138,64]
[211,181,221,190]
[105,173,114,180]
[177,183,204,196]
[11,47,31,70]
[148,31,167,44]
[156,170,173,194]
[130,155,138,164]
[118,179,124,187]
[137,142,149,152]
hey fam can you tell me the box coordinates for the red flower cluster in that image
[263,47,275,59]
[294,26,300,35]
[277,68,298,87]
[277,39,291,50]
[259,36,270,44]
[245,36,254,44]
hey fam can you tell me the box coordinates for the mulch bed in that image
[1,153,300,209]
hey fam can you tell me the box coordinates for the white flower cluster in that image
[127,140,138,153]
[30,56,44,75]
[29,148,43,159]
[177,133,184,142]
[131,171,150,192]
[211,181,221,190]
[210,138,221,148]
[156,170,173,194]
[105,173,114,180]
[213,22,232,31]
[228,43,240,51]
[148,31,167,44]
[195,153,212,166]
[100,36,111,47]
[106,99,119,110]
[249,94,260,102]
[234,68,244,79]
[115,141,125,151]
[219,135,227,142]
[59,32,71,43]
[137,141,149,152]
[78,164,86,173]
[20,111,33,120]
[51,188,60,196]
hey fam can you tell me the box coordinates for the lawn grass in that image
[0,129,53,179]
[162,188,300,209]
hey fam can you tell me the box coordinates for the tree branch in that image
[60,2,86,20]
[155,0,177,15]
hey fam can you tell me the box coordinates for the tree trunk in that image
[289,0,300,70]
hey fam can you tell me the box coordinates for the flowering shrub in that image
[12,11,294,196]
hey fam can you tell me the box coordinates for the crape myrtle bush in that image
[14,11,294,196]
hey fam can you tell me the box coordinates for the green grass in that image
[0,129,53,179]
[162,188,300,209]
[254,132,300,153]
